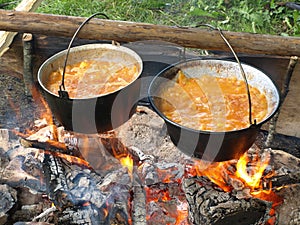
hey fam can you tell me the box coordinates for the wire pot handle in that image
[58,12,109,99]
[195,24,255,126]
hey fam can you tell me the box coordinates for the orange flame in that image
[235,152,270,190]
[193,160,232,192]
[175,202,189,225]
[119,155,133,175]
[31,85,54,125]
[191,150,283,225]
[103,208,109,218]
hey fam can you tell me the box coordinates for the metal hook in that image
[194,24,254,126]
[59,12,109,99]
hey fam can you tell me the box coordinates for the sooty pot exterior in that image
[148,59,280,162]
[38,44,143,134]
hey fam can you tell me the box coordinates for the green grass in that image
[1,0,299,36]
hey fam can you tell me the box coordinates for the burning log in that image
[182,176,272,225]
[43,147,133,224]
[270,150,300,188]
[19,136,93,169]
[20,138,72,155]
[43,153,78,210]
[23,126,134,224]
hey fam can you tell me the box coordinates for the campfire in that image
[1,97,300,225]
[1,4,300,224]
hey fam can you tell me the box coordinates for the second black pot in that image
[148,59,280,162]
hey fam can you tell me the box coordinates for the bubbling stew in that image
[46,60,139,98]
[157,70,269,132]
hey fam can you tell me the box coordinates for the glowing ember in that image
[82,202,90,207]
[145,186,189,225]
[175,202,189,225]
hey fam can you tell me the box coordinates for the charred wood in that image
[42,154,75,210]
[42,145,133,224]
[22,33,34,97]
[270,150,300,188]
[20,138,72,155]
[182,176,272,225]
[1,153,46,192]
[20,137,94,170]
[56,204,104,225]
[14,222,54,225]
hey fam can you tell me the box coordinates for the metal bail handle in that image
[58,12,110,99]
[195,24,255,126]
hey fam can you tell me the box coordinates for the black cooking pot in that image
[37,13,143,134]
[38,43,143,134]
[148,59,280,162]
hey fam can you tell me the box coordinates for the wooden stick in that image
[1,9,300,56]
[0,0,42,56]
[20,137,93,169]
[265,56,299,147]
[20,137,71,154]
[22,33,34,97]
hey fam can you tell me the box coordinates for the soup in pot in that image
[157,70,269,132]
[46,60,139,98]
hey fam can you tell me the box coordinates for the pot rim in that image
[148,58,281,135]
[38,43,143,100]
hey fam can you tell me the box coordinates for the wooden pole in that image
[22,33,34,97]
[265,56,299,147]
[0,0,43,56]
[1,9,300,57]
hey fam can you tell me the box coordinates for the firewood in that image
[1,10,300,56]
[22,33,34,97]
[270,150,300,188]
[0,0,42,56]
[182,176,272,225]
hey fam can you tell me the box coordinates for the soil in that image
[274,63,300,137]
[0,73,39,131]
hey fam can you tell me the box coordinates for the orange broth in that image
[46,60,139,98]
[158,70,268,131]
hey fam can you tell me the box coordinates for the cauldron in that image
[148,59,280,162]
[38,43,143,134]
